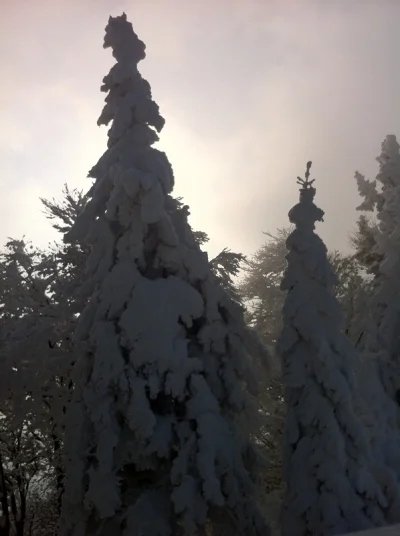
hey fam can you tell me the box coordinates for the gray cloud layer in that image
[1,0,399,257]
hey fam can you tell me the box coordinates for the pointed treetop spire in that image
[296,160,314,190]
[289,160,324,230]
[90,10,165,159]
[103,12,146,63]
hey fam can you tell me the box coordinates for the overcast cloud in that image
[1,0,400,258]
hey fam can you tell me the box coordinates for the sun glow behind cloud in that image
[1,0,400,258]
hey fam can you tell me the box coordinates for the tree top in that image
[289,161,324,229]
[104,12,146,63]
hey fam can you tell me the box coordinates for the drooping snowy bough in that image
[277,162,399,536]
[59,13,270,536]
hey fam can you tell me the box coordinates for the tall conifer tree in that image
[59,14,269,536]
[278,162,396,536]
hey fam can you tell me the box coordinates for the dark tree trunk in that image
[14,482,27,536]
[51,431,64,515]
[13,454,27,536]
[0,453,10,536]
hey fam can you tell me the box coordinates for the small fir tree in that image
[277,162,398,536]
[59,13,270,536]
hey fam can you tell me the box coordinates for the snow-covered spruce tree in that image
[277,162,399,536]
[59,13,270,536]
[352,136,400,478]
[355,136,400,400]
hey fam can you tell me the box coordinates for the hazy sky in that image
[1,0,400,259]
